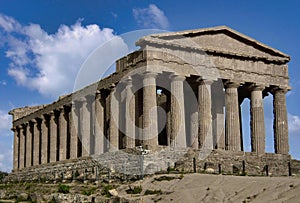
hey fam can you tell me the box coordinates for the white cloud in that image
[0,110,11,133]
[133,4,170,29]
[0,14,21,32]
[0,141,13,172]
[0,14,123,98]
[288,113,300,134]
[0,110,12,172]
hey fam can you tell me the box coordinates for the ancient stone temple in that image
[9,26,291,177]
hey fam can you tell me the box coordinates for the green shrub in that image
[82,187,97,196]
[0,171,8,182]
[126,185,142,194]
[58,184,70,194]
[144,189,162,195]
[167,167,176,173]
[153,176,176,182]
[101,184,114,197]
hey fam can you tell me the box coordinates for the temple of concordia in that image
[8,26,293,181]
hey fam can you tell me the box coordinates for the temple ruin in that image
[8,26,291,178]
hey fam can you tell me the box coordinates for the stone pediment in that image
[136,26,290,63]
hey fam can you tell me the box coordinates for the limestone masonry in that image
[8,26,293,179]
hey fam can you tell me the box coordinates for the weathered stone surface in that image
[8,26,292,178]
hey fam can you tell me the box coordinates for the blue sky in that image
[0,1,299,172]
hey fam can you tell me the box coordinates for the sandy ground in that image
[118,173,300,203]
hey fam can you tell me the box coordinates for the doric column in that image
[25,122,32,167]
[12,127,19,171]
[41,115,48,164]
[198,79,213,149]
[224,81,241,151]
[170,74,186,148]
[80,96,91,156]
[32,119,40,166]
[19,125,25,169]
[125,76,135,148]
[109,85,119,151]
[49,111,57,163]
[94,91,105,154]
[190,110,198,149]
[59,107,68,160]
[250,85,266,154]
[142,72,158,149]
[69,104,78,159]
[272,88,289,154]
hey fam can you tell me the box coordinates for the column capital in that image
[96,89,102,97]
[142,71,158,79]
[31,118,39,123]
[169,74,185,82]
[196,77,214,86]
[271,86,289,95]
[58,106,65,112]
[124,76,133,86]
[95,91,101,100]
[49,110,55,116]
[249,84,265,91]
[41,114,48,120]
[224,80,241,88]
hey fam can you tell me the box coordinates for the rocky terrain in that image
[1,173,300,202]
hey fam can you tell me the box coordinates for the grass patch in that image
[153,176,177,182]
[82,186,97,196]
[126,185,142,194]
[58,184,70,194]
[101,184,115,197]
[144,189,162,195]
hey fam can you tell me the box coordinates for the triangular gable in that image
[136,26,290,63]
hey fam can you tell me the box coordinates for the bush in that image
[82,187,97,196]
[153,176,176,182]
[144,189,162,195]
[0,171,8,182]
[126,185,142,194]
[58,184,70,194]
[101,184,114,197]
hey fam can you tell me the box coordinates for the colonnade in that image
[12,72,289,171]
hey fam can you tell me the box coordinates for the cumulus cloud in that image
[289,113,300,134]
[0,110,11,133]
[0,14,126,98]
[0,141,12,172]
[133,4,169,29]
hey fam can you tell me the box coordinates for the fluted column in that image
[59,107,68,160]
[32,119,40,166]
[80,97,91,156]
[41,115,48,164]
[250,85,266,154]
[109,85,119,151]
[12,127,19,171]
[19,125,25,169]
[125,76,135,148]
[25,122,32,167]
[94,91,105,154]
[143,72,158,149]
[190,110,198,149]
[69,104,78,159]
[225,81,241,151]
[272,88,289,154]
[170,74,186,148]
[49,111,57,163]
[198,79,213,149]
